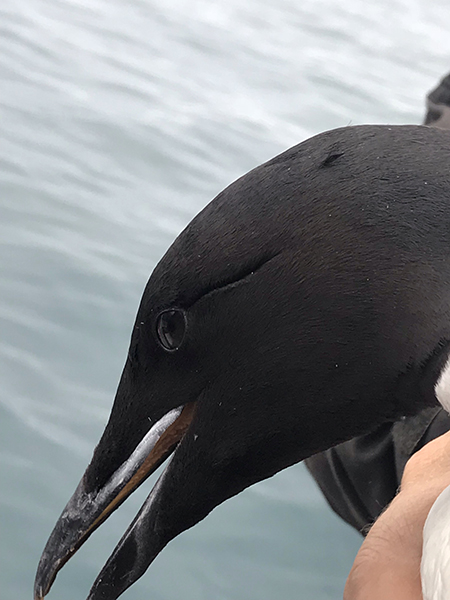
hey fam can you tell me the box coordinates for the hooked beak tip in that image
[34,583,45,600]
[34,560,56,600]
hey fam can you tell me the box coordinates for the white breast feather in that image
[419,356,450,599]
[435,357,450,414]
[421,485,450,600]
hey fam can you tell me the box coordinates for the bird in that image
[34,123,450,600]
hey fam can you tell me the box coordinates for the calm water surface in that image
[1,1,450,598]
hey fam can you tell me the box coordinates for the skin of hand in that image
[344,428,450,600]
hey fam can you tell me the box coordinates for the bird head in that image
[34,125,450,600]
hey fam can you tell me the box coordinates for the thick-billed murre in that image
[35,123,450,600]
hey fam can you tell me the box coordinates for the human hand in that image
[344,428,450,600]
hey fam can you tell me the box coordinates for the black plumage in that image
[36,124,450,600]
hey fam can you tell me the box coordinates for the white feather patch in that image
[435,356,450,414]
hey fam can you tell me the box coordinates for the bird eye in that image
[156,309,186,351]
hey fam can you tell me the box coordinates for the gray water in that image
[1,1,450,599]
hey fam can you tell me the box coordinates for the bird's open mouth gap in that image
[90,401,197,531]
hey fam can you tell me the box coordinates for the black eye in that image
[156,309,187,351]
